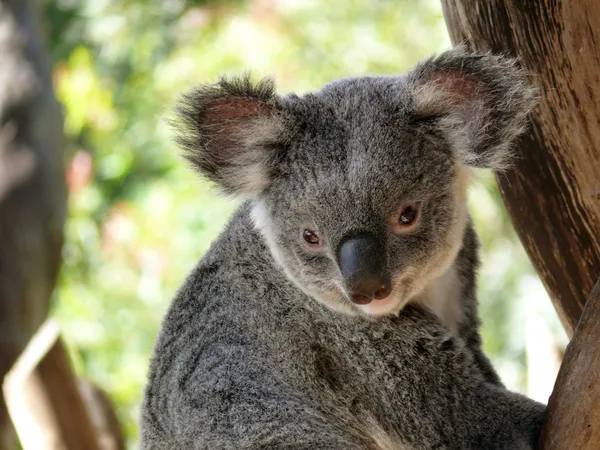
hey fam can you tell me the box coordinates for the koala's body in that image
[140,48,545,449]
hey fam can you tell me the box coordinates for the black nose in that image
[337,233,392,305]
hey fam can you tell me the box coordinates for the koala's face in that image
[251,84,471,315]
[175,48,535,316]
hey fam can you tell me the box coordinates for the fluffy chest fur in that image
[412,264,464,334]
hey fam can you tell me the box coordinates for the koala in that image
[140,47,546,450]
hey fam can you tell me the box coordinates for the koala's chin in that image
[306,284,406,318]
[301,261,459,324]
[349,259,462,325]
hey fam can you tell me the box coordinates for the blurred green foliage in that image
[41,0,565,447]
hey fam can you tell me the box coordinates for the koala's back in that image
[140,206,544,450]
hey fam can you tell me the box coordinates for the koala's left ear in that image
[173,75,288,197]
[407,46,537,170]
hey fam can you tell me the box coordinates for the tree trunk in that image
[537,277,600,449]
[0,0,66,447]
[4,319,126,450]
[440,0,600,337]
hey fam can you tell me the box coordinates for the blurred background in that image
[1,0,568,448]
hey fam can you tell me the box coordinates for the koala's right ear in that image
[173,75,287,197]
[406,46,537,171]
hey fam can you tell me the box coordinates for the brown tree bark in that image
[4,320,126,450]
[0,0,65,448]
[3,321,100,450]
[78,379,126,450]
[537,277,600,449]
[440,0,600,337]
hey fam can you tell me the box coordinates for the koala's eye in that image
[399,205,418,225]
[302,229,322,247]
[390,202,421,234]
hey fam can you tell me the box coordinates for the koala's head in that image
[174,48,536,317]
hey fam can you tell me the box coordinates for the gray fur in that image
[140,47,544,449]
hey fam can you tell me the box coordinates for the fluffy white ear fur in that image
[173,76,286,198]
[408,47,537,170]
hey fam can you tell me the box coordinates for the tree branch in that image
[537,277,600,449]
[3,320,101,450]
[0,0,65,446]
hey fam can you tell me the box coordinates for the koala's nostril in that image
[374,285,392,300]
[349,279,392,305]
[349,293,373,305]
[349,283,391,305]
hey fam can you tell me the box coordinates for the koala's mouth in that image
[351,275,412,316]
[356,291,404,316]
[349,295,380,305]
